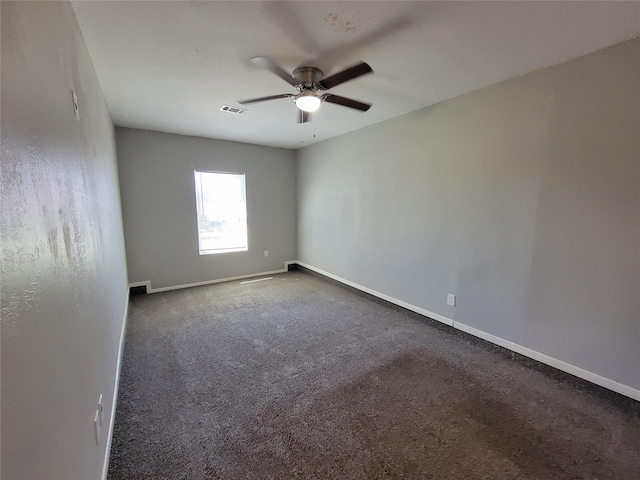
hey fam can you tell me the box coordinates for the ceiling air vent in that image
[220,105,247,115]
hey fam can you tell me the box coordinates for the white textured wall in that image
[116,128,296,290]
[1,2,129,478]
[297,39,640,392]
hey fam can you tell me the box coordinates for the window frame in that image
[193,169,248,255]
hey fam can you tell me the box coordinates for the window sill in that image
[199,247,248,255]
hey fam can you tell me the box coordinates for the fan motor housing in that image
[293,66,324,86]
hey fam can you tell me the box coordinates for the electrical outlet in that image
[447,294,456,307]
[264,250,269,257]
[94,410,101,446]
[72,90,79,119]
[98,394,104,426]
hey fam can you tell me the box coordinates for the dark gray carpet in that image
[108,271,639,479]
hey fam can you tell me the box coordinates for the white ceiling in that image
[72,1,640,150]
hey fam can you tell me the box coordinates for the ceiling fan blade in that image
[239,94,294,104]
[319,16,412,69]
[297,110,311,123]
[322,94,371,112]
[317,62,373,90]
[250,56,299,86]
[263,2,317,57]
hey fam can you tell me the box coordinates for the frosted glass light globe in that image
[295,94,321,112]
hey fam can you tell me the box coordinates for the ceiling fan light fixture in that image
[295,93,321,112]
[240,58,372,119]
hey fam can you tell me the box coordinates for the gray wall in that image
[1,2,129,479]
[297,38,639,391]
[116,128,296,290]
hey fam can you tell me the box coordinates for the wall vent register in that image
[220,105,247,115]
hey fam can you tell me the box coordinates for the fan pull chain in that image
[300,111,316,144]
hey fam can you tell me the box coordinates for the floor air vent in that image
[220,105,247,115]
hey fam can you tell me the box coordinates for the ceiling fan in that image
[239,56,373,123]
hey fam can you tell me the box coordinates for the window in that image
[194,170,248,255]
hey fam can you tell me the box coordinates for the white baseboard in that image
[128,279,152,290]
[101,288,130,480]
[294,261,454,327]
[452,321,640,401]
[294,261,640,401]
[129,264,293,294]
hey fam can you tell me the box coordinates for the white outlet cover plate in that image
[447,294,456,307]
[98,394,104,425]
[94,410,101,445]
[72,90,79,119]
